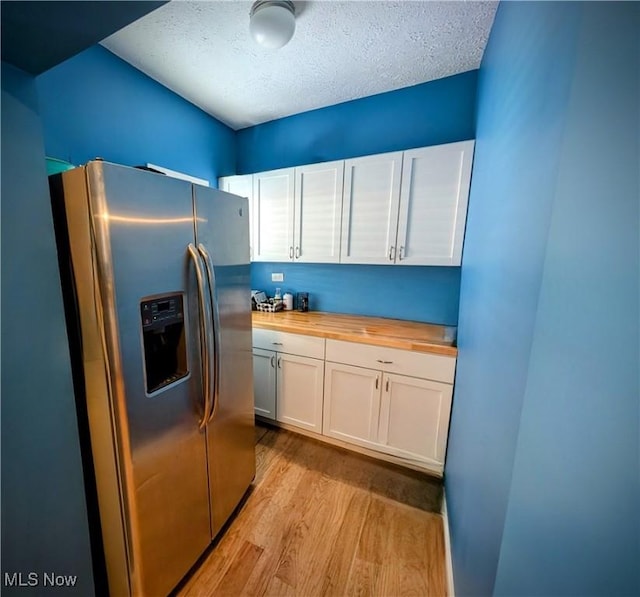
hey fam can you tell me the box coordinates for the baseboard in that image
[441,489,455,597]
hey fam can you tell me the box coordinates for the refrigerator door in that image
[85,162,211,596]
[193,185,256,537]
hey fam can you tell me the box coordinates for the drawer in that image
[325,339,455,384]
[253,328,325,360]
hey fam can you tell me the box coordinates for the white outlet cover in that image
[271,273,284,282]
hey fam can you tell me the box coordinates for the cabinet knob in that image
[277,357,282,369]
[270,354,276,368]
[388,246,396,261]
[289,246,294,259]
[295,246,300,259]
[375,376,379,389]
[398,246,405,261]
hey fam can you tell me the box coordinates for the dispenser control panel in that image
[141,294,184,331]
[140,293,188,394]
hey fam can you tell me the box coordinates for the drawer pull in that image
[272,342,283,346]
[376,359,393,364]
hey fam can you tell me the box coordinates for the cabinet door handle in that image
[398,246,405,261]
[270,354,275,368]
[385,379,390,392]
[272,342,283,346]
[289,246,294,259]
[376,359,393,364]
[388,246,396,262]
[277,357,282,369]
[375,376,379,389]
[295,246,300,259]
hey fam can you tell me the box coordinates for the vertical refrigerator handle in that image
[197,243,221,424]
[188,244,213,431]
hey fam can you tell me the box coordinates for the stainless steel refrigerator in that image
[50,161,256,597]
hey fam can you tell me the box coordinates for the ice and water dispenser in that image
[140,294,188,394]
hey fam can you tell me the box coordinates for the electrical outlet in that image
[271,272,284,282]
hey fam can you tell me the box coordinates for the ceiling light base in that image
[250,0,296,49]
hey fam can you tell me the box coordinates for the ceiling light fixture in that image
[249,1,296,50]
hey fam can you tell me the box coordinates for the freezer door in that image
[85,162,211,596]
[193,185,256,537]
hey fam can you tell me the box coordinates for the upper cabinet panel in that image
[340,152,403,265]
[220,174,254,260]
[252,168,295,262]
[396,141,474,266]
[294,161,344,263]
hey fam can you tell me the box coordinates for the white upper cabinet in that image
[340,152,403,265]
[293,161,344,263]
[221,140,474,266]
[219,174,254,260]
[252,168,295,262]
[396,140,474,266]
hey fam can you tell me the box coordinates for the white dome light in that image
[250,1,296,50]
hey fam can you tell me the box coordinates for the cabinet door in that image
[294,161,344,263]
[340,152,403,265]
[276,353,324,433]
[252,348,276,420]
[378,373,453,467]
[323,362,381,448]
[253,168,295,262]
[396,140,474,266]
[219,174,254,260]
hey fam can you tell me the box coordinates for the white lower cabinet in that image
[252,329,325,433]
[252,348,277,420]
[276,353,324,433]
[323,339,455,473]
[254,330,455,474]
[323,362,381,448]
[378,373,453,465]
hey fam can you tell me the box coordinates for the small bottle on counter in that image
[283,292,293,310]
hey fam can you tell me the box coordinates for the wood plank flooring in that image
[175,424,447,597]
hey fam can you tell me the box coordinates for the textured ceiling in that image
[102,0,497,130]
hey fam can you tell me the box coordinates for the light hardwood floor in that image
[175,423,447,597]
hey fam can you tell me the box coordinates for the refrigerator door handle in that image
[198,243,221,424]
[188,243,213,431]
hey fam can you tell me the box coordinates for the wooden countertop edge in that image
[252,314,458,357]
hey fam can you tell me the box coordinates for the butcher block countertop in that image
[252,311,458,357]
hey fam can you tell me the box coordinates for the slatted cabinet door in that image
[396,140,474,266]
[340,152,403,265]
[294,161,344,263]
[252,168,295,262]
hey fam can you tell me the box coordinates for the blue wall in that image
[251,263,461,325]
[36,45,235,185]
[447,2,640,596]
[236,71,477,173]
[493,3,639,595]
[241,72,477,324]
[1,63,95,595]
